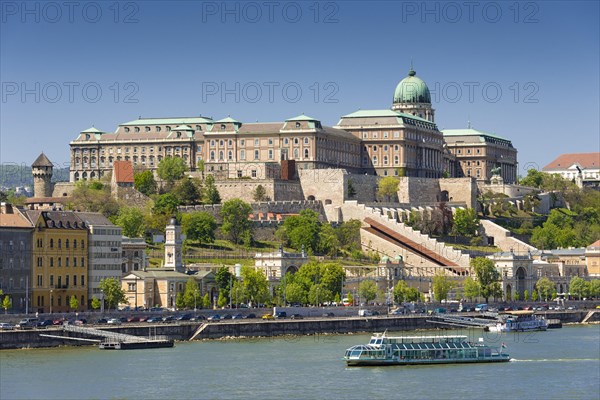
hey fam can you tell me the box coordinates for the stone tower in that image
[164,216,183,272]
[32,153,54,198]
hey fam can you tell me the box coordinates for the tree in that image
[99,278,127,311]
[252,185,268,202]
[393,280,408,304]
[175,292,185,310]
[157,156,187,187]
[174,178,202,206]
[569,276,589,300]
[283,209,321,254]
[452,208,479,237]
[532,290,539,302]
[308,284,333,306]
[347,179,356,198]
[470,257,500,303]
[513,291,520,301]
[237,266,270,306]
[462,277,480,302]
[346,292,354,306]
[2,295,10,314]
[215,267,234,302]
[432,272,455,302]
[69,295,79,311]
[404,287,423,303]
[91,296,101,311]
[358,280,378,304]
[336,219,362,253]
[523,290,530,301]
[152,193,180,215]
[68,180,120,218]
[115,206,146,238]
[589,280,600,298]
[202,293,211,309]
[203,174,221,204]
[535,277,555,301]
[181,212,217,244]
[220,199,253,244]
[217,292,228,308]
[134,170,158,196]
[318,224,340,256]
[183,277,201,310]
[285,282,307,305]
[377,176,399,202]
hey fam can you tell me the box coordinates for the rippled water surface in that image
[1,325,598,400]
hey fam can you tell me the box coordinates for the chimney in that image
[0,202,12,214]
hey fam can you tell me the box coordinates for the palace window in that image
[240,149,246,160]
[254,150,259,160]
[219,140,224,147]
[125,127,130,133]
[166,126,171,131]
[254,139,259,147]
[145,127,150,132]
[304,149,309,158]
[383,132,388,138]
[268,149,273,159]
[295,122,301,128]
[157,126,161,132]
[304,137,309,144]
[228,151,233,160]
[241,139,245,146]
[135,127,140,133]
[251,170,257,178]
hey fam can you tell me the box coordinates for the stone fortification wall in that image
[340,201,471,270]
[215,179,304,203]
[179,200,325,222]
[439,178,478,209]
[478,182,536,198]
[299,169,380,205]
[51,182,76,197]
[480,219,538,254]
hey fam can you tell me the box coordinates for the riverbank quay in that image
[1,310,597,350]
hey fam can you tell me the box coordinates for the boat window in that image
[375,339,383,345]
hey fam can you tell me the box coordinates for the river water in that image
[1,325,598,400]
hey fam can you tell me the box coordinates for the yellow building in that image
[25,210,89,313]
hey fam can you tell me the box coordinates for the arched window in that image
[304,149,309,158]
[50,239,54,248]
[58,239,61,249]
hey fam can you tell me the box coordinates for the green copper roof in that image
[215,117,241,124]
[286,114,319,122]
[393,68,431,104]
[341,109,434,125]
[441,128,509,142]
[81,127,104,133]
[121,117,213,126]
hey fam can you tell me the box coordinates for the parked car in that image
[146,316,163,323]
[232,314,244,320]
[221,314,233,320]
[207,314,221,321]
[261,314,274,320]
[95,318,108,324]
[127,316,141,323]
[37,319,54,328]
[107,318,121,325]
[16,318,38,329]
[322,312,335,317]
[162,315,175,322]
[175,314,192,321]
[0,322,15,330]
[74,319,87,325]
[274,311,287,319]
[290,314,303,319]
[244,313,256,319]
[190,315,206,321]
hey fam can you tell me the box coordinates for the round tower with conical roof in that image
[32,152,54,198]
[391,67,435,122]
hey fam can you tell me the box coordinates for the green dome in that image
[393,68,431,104]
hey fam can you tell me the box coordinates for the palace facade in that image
[69,68,518,183]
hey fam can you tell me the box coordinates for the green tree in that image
[153,193,180,215]
[2,295,11,314]
[432,272,455,302]
[220,199,253,245]
[115,206,146,238]
[513,291,520,301]
[68,180,120,218]
[532,290,539,302]
[215,267,234,302]
[404,287,423,303]
[69,295,79,311]
[181,212,217,244]
[237,266,270,306]
[569,276,589,300]
[183,277,201,310]
[157,156,187,188]
[318,224,340,256]
[202,293,211,309]
[91,296,101,311]
[462,277,480,302]
[252,185,268,202]
[589,280,600,298]
[285,281,308,305]
[393,280,408,304]
[174,178,202,205]
[283,209,321,254]
[377,176,399,202]
[470,257,500,303]
[134,170,157,196]
[347,179,357,198]
[336,219,362,253]
[523,290,530,301]
[203,174,221,204]
[452,208,479,237]
[535,277,555,301]
[217,292,228,308]
[358,280,378,304]
[308,284,333,306]
[346,292,354,305]
[99,278,127,311]
[520,168,545,188]
[175,292,185,310]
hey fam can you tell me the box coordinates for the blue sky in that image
[1,1,599,175]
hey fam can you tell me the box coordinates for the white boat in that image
[344,333,510,366]
[487,311,548,332]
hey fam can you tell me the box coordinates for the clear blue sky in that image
[1,1,598,174]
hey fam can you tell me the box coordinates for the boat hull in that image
[346,356,511,367]
[99,340,174,350]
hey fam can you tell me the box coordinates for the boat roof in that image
[372,334,467,340]
[502,310,535,315]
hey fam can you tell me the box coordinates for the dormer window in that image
[125,127,130,133]
[134,127,140,133]
[221,124,226,130]
[145,126,150,132]
[157,126,161,132]
[166,126,171,131]
[196,125,201,131]
[295,122,301,128]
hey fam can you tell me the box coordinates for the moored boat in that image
[487,311,548,333]
[344,333,510,366]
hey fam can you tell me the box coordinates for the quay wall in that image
[0,311,596,350]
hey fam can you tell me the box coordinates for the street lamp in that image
[49,289,53,314]
[100,289,104,314]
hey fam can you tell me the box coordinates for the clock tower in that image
[164,216,183,272]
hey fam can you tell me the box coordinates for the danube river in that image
[1,325,598,400]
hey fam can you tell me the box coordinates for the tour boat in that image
[344,333,510,366]
[487,311,548,333]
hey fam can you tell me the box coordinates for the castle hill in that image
[1,65,598,342]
